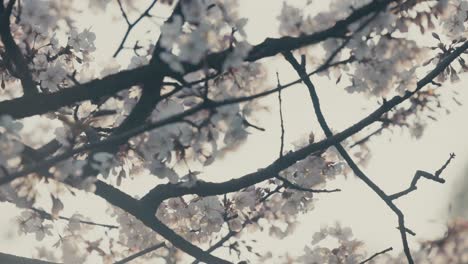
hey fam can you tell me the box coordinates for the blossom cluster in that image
[159,0,252,73]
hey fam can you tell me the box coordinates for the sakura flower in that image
[68,29,96,52]
[54,126,72,148]
[233,189,256,210]
[160,52,185,73]
[68,214,84,233]
[0,115,23,134]
[178,31,209,64]
[396,68,417,96]
[33,54,49,70]
[90,152,115,177]
[20,0,56,34]
[38,63,67,92]
[100,58,121,77]
[88,0,112,11]
[277,3,303,36]
[223,41,252,70]
[128,56,149,69]
[181,0,207,24]
[160,15,183,48]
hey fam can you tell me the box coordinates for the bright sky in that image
[1,0,467,263]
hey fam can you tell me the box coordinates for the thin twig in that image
[360,247,393,264]
[25,203,119,229]
[114,242,166,264]
[113,0,159,57]
[283,51,417,263]
[277,72,285,158]
[116,0,131,26]
[389,153,455,200]
[276,175,341,193]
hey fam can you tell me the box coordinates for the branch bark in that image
[0,0,37,96]
[94,181,232,264]
[0,0,395,119]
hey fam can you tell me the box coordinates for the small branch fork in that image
[283,51,456,264]
[389,153,455,200]
[113,0,159,57]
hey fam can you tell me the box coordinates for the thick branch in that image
[94,181,232,264]
[0,65,160,119]
[0,252,57,264]
[0,0,395,119]
[0,0,37,96]
[139,41,467,211]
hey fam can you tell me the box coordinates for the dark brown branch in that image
[284,50,416,262]
[114,242,166,264]
[0,64,161,119]
[349,126,385,148]
[282,45,467,263]
[199,0,395,71]
[359,247,393,264]
[140,40,467,214]
[0,252,58,264]
[2,41,465,209]
[0,0,37,96]
[389,153,455,200]
[0,0,395,120]
[94,181,232,264]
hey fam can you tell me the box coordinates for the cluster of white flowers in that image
[88,0,112,11]
[37,62,68,92]
[2,0,466,262]
[17,210,53,241]
[20,0,57,35]
[159,0,252,73]
[127,63,266,183]
[441,0,468,37]
[277,1,447,98]
[68,29,97,53]
[277,3,304,36]
[157,192,256,243]
[113,208,162,250]
[297,224,365,264]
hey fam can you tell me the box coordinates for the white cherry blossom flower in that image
[38,63,67,92]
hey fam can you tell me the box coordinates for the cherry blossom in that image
[0,0,466,263]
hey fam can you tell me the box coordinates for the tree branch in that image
[114,242,166,264]
[282,45,464,263]
[94,181,232,264]
[0,0,395,119]
[113,0,159,57]
[389,153,455,200]
[0,0,37,96]
[0,252,57,264]
[360,247,393,264]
